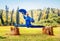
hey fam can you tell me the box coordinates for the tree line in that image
[0,6,60,26]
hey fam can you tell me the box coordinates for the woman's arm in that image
[23,15,26,19]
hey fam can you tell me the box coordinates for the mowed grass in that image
[0,26,60,41]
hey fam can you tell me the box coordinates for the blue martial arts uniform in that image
[23,15,34,28]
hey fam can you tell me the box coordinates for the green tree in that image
[38,11,42,21]
[10,9,14,25]
[57,10,60,16]
[45,8,50,19]
[5,5,9,25]
[16,7,20,26]
[0,10,4,25]
[31,10,33,18]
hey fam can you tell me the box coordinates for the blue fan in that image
[19,9,27,15]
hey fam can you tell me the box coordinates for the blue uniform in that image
[23,15,34,28]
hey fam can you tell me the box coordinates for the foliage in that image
[0,7,60,27]
[34,13,59,27]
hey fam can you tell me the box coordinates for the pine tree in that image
[38,11,42,21]
[5,5,9,25]
[16,7,19,26]
[58,10,60,16]
[0,10,4,25]
[46,8,50,19]
[10,9,14,25]
[51,8,55,13]
[31,10,33,18]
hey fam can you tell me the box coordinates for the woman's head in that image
[26,13,29,16]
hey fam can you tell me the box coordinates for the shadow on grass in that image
[0,36,6,39]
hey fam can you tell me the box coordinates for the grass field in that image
[0,26,60,41]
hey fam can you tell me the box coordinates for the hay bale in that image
[42,26,54,35]
[10,27,20,35]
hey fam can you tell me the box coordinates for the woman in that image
[23,13,34,28]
